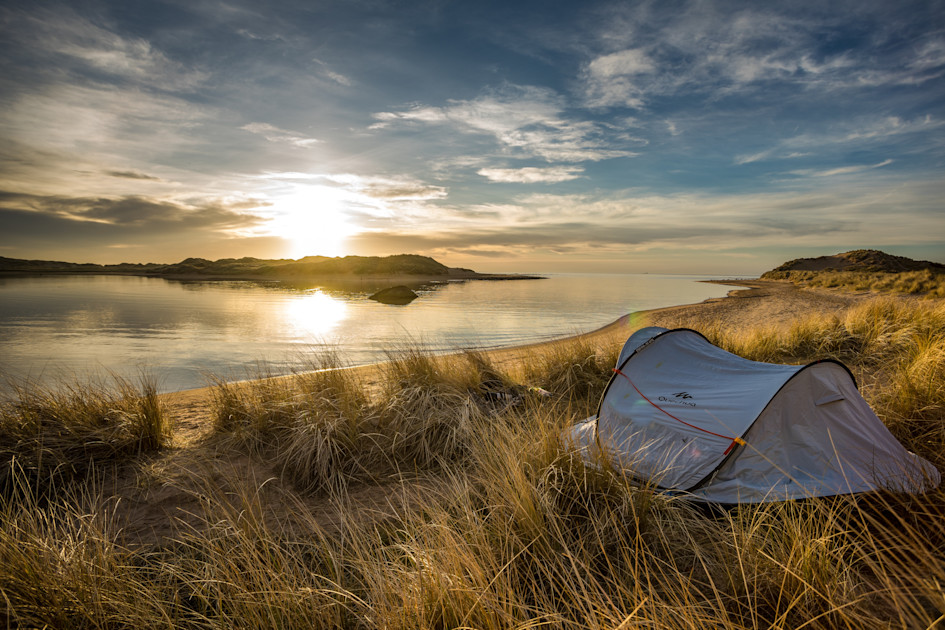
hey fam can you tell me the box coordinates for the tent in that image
[567,326,940,503]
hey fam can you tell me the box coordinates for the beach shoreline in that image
[162,277,877,434]
[161,278,777,423]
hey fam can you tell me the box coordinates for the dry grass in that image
[209,351,511,496]
[0,375,169,498]
[765,268,945,297]
[1,296,944,628]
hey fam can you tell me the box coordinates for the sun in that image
[269,185,356,258]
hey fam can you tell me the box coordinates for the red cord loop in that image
[612,368,744,454]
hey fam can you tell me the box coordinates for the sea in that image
[0,273,737,394]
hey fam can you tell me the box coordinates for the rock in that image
[369,285,419,305]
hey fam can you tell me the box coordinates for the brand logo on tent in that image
[658,391,697,407]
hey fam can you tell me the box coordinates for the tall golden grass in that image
[765,268,945,297]
[1,297,943,628]
[0,375,168,498]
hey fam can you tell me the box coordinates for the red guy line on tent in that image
[612,368,746,455]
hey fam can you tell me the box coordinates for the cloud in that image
[325,71,352,86]
[0,191,267,234]
[736,116,942,164]
[372,84,640,163]
[581,3,945,109]
[0,80,217,201]
[236,28,286,42]
[241,123,321,148]
[293,173,449,202]
[477,166,584,183]
[587,48,655,77]
[734,148,777,165]
[583,48,654,108]
[826,116,943,144]
[1,7,207,90]
[311,57,353,86]
[104,170,163,181]
[447,247,518,258]
[787,159,894,178]
[358,178,448,201]
[0,201,288,263]
[345,177,945,261]
[373,84,559,131]
[2,84,208,154]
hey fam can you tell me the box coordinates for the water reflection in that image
[0,274,733,393]
[284,289,348,338]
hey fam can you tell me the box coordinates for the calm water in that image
[0,274,733,393]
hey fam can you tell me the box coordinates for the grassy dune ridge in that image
[1,296,944,628]
[761,268,945,297]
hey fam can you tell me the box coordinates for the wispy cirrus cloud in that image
[312,58,353,86]
[372,85,640,163]
[0,83,215,198]
[261,172,449,201]
[1,7,207,90]
[477,166,585,183]
[581,3,945,109]
[240,123,321,148]
[787,159,894,178]
[735,116,942,164]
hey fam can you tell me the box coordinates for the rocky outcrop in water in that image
[368,285,419,305]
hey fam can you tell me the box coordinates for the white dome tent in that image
[567,326,940,503]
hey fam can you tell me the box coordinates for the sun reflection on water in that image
[284,289,348,339]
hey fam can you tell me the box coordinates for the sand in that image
[116,279,878,545]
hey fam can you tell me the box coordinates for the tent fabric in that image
[567,326,940,503]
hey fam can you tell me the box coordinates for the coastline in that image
[0,273,733,403]
[161,279,764,417]
[164,277,876,420]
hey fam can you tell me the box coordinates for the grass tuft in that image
[0,374,169,497]
[209,349,509,495]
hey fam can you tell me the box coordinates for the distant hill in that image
[256,254,453,277]
[0,256,163,273]
[0,254,494,279]
[762,249,945,278]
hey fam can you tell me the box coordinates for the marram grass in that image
[0,374,169,498]
[765,268,945,297]
[2,296,944,628]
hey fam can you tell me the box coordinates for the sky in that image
[0,0,943,275]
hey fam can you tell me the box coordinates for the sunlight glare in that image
[270,185,356,258]
[285,289,348,339]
